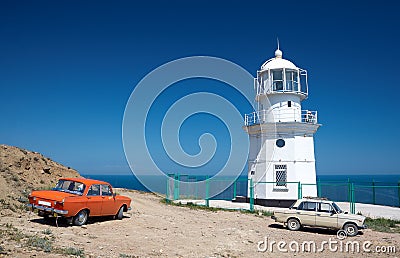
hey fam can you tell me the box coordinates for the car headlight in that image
[33,197,36,201]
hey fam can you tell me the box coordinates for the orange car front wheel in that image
[73,209,88,226]
[115,206,124,220]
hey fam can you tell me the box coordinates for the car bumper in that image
[27,204,68,215]
[358,224,367,229]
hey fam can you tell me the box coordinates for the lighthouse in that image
[243,47,320,207]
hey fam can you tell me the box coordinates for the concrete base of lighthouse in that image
[243,122,320,204]
[233,196,297,208]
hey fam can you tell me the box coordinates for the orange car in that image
[27,178,132,226]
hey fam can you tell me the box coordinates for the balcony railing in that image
[244,110,318,126]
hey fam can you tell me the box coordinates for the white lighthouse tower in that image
[243,46,320,207]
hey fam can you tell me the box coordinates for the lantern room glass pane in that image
[262,72,270,93]
[285,69,299,92]
[272,69,283,91]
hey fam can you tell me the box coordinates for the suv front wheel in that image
[344,223,358,237]
[287,218,301,231]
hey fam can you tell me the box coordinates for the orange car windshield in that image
[53,180,86,196]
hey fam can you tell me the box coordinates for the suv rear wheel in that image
[287,218,301,231]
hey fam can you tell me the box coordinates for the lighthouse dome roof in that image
[260,49,298,71]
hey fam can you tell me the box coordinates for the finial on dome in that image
[275,37,282,58]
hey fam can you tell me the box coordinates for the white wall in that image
[248,133,318,200]
[259,94,302,123]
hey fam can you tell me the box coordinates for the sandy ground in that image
[1,190,399,258]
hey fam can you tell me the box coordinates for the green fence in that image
[166,174,400,214]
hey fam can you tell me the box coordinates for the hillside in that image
[0,144,81,216]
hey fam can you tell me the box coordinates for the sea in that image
[82,173,400,208]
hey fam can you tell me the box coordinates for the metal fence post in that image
[249,178,254,212]
[347,178,351,202]
[398,181,400,208]
[350,183,355,214]
[195,176,198,199]
[205,176,210,207]
[166,175,170,203]
[233,179,237,200]
[317,179,321,197]
[372,180,376,205]
[174,174,180,200]
[297,182,302,199]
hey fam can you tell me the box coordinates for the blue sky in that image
[1,0,400,176]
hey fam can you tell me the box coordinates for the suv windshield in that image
[332,202,343,213]
[53,180,86,195]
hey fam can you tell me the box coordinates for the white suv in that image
[271,197,367,236]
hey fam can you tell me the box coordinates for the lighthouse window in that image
[262,72,270,92]
[285,69,299,91]
[272,69,283,91]
[276,139,285,148]
[274,164,287,187]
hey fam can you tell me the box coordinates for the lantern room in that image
[255,48,308,100]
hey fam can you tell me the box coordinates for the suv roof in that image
[300,196,332,202]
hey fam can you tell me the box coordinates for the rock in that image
[0,144,81,217]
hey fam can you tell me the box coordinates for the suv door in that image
[296,201,316,226]
[316,202,338,229]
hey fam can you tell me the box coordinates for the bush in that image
[26,235,53,252]
[42,228,52,235]
[58,247,85,257]
[366,217,400,233]
[119,254,138,258]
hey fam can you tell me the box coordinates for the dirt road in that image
[1,190,399,257]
